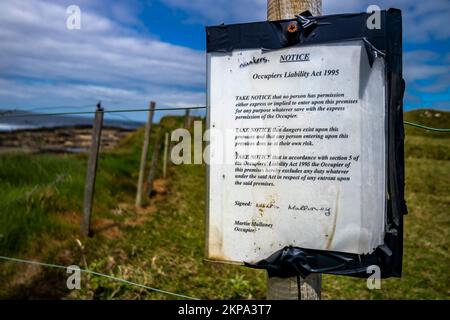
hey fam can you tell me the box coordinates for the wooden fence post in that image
[267,0,321,20]
[184,108,191,129]
[147,126,164,197]
[81,102,104,237]
[136,101,156,207]
[266,0,322,300]
[267,274,321,300]
[163,132,169,179]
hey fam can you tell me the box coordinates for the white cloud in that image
[404,50,450,93]
[324,0,450,43]
[0,0,205,120]
[162,0,450,106]
[0,0,448,117]
[0,77,205,124]
[162,0,450,43]
[161,0,267,23]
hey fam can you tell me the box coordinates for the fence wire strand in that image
[0,106,447,298]
[0,106,448,132]
[403,120,450,132]
[0,106,207,119]
[0,255,199,300]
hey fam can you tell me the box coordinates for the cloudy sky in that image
[0,0,449,122]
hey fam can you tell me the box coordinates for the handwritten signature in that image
[288,204,331,216]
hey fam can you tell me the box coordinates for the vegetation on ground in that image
[0,110,448,299]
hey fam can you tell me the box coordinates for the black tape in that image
[206,9,402,74]
[244,246,379,278]
[206,9,406,278]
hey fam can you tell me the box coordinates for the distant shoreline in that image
[0,109,143,132]
[0,123,139,133]
[0,125,137,154]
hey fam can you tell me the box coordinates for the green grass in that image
[0,154,84,254]
[404,109,449,138]
[68,162,266,300]
[0,110,448,299]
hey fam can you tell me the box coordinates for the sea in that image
[0,109,142,132]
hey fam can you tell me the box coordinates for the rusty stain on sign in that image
[206,41,386,263]
[325,187,340,250]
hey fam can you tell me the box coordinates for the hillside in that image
[0,110,448,299]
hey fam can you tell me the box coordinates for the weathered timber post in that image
[147,126,164,197]
[266,0,322,300]
[81,102,104,237]
[267,0,321,20]
[136,101,156,207]
[184,108,191,129]
[163,132,169,179]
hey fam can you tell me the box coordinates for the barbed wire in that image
[0,106,207,119]
[0,255,199,300]
[0,106,448,132]
[403,121,450,132]
[108,112,135,122]
[0,105,96,116]
[0,107,447,299]
[26,105,96,113]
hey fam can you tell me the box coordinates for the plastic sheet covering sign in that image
[205,38,388,264]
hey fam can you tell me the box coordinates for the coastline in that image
[0,125,137,154]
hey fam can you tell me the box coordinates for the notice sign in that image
[206,40,387,264]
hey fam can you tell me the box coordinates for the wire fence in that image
[403,120,450,132]
[0,106,207,119]
[0,104,210,299]
[0,105,448,300]
[0,105,448,132]
[0,255,199,300]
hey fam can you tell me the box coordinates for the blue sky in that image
[0,0,449,122]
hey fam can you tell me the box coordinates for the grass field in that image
[0,109,448,299]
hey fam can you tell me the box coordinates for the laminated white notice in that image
[206,40,386,264]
